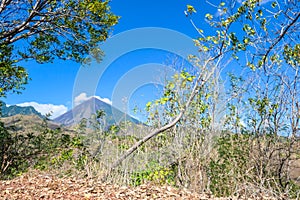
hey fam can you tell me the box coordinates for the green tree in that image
[0,0,118,97]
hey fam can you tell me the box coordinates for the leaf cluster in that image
[0,0,119,97]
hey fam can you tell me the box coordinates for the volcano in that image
[53,97,140,126]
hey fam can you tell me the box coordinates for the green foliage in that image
[283,44,300,67]
[208,133,299,198]
[0,0,119,97]
[288,181,300,199]
[117,135,138,151]
[0,118,88,179]
[130,162,176,186]
[208,133,252,197]
[0,44,28,97]
[186,5,196,15]
[146,69,209,127]
[0,121,14,175]
[130,169,151,187]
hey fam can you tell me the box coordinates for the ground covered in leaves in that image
[0,170,277,200]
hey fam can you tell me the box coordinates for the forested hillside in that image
[0,101,43,118]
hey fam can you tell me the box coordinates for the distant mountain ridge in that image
[0,101,44,118]
[53,97,140,126]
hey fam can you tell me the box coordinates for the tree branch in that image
[0,0,49,42]
[262,12,300,71]
[0,0,12,14]
[101,56,217,181]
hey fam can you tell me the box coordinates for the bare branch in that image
[262,12,300,71]
[0,0,12,14]
[0,0,49,42]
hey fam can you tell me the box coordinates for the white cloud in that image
[74,92,112,106]
[97,96,113,105]
[74,93,90,106]
[16,102,68,119]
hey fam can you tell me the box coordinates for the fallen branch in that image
[101,56,218,181]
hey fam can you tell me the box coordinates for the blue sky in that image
[2,0,221,120]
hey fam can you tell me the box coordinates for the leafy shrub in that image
[130,162,176,186]
[0,118,89,179]
[208,133,252,197]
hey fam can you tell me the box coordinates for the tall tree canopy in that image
[0,0,118,97]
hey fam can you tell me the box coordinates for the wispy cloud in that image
[16,102,68,119]
[74,92,112,106]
